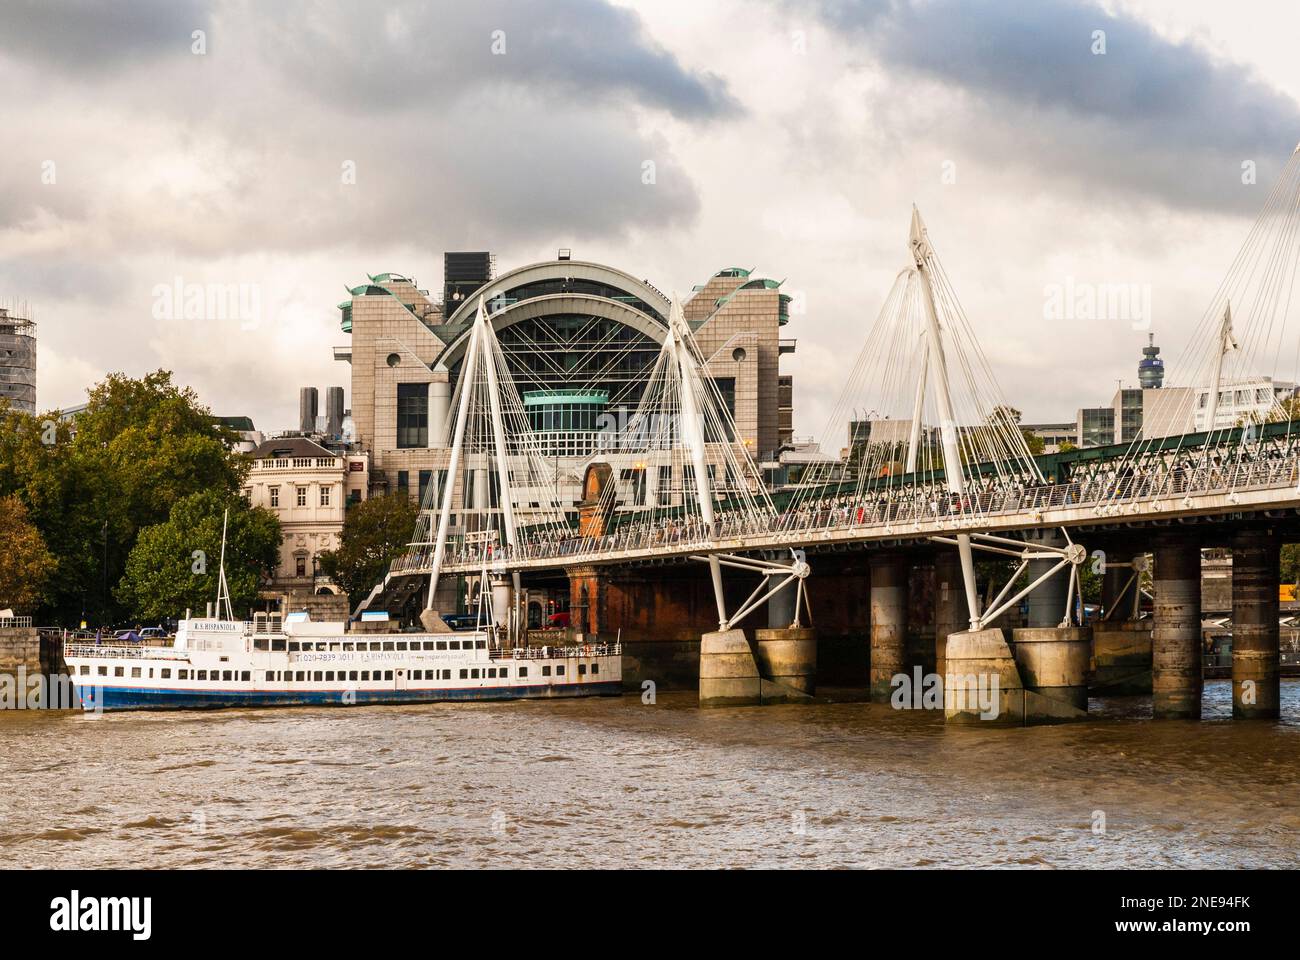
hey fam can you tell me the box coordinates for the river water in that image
[3,680,1298,869]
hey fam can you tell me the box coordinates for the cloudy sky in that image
[4,0,1300,441]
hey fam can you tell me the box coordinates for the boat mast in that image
[216,508,234,621]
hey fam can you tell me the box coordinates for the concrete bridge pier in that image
[699,629,762,707]
[869,554,908,703]
[1152,537,1203,719]
[1232,528,1281,719]
[1091,549,1153,696]
[1011,627,1091,715]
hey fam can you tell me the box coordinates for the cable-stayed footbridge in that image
[366,146,1300,720]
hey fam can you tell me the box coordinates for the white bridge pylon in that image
[418,297,576,636]
[789,207,1086,630]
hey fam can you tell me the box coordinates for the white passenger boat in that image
[63,612,621,711]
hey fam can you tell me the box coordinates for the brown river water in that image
[3,679,1298,869]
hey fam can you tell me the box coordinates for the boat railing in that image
[492,643,621,660]
[63,641,187,661]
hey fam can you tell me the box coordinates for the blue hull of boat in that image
[74,681,623,712]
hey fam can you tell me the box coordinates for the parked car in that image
[545,611,570,629]
[441,614,480,632]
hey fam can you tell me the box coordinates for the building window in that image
[269,486,279,507]
[296,557,307,577]
[397,382,428,448]
[296,486,307,507]
[320,486,331,507]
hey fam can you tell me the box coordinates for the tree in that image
[986,403,1044,456]
[0,372,248,624]
[1281,544,1300,588]
[318,494,419,602]
[116,490,281,621]
[0,496,56,613]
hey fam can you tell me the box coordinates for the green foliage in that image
[0,371,249,624]
[1281,544,1300,587]
[317,494,419,602]
[0,495,56,612]
[117,490,281,621]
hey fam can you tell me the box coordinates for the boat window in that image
[79,665,89,675]
[471,669,480,679]
[487,668,496,679]
[591,663,599,675]
[518,667,528,678]
[395,642,407,651]
[131,667,141,678]
[556,665,565,676]
[382,670,392,680]
[114,667,124,677]
[161,669,172,679]
[382,642,395,651]
[313,671,323,682]
[179,670,189,680]
[342,643,354,652]
[349,671,358,681]
[412,670,421,680]
[289,642,301,652]
[499,667,509,679]
[296,671,305,681]
[98,666,107,676]
[223,671,233,681]
[436,641,447,651]
[448,640,460,650]
[578,664,586,676]
[272,639,286,651]
[329,643,342,652]
[254,638,269,651]
[240,671,250,681]
[197,670,207,680]
[476,640,486,649]
[316,643,328,652]
[423,641,436,651]
[325,672,335,681]
[459,669,468,679]
[542,665,552,677]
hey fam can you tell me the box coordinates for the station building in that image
[332,251,798,521]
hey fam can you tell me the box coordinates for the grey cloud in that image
[0,0,721,254]
[0,0,210,72]
[801,0,1300,210]
[259,0,739,120]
